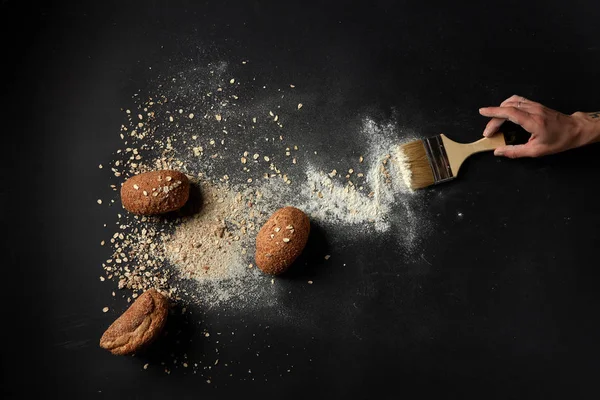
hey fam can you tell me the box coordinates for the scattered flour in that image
[98,59,434,381]
[362,117,422,248]
[102,62,429,311]
[300,165,389,230]
[286,117,425,249]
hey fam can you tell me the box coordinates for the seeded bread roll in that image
[121,170,190,215]
[255,207,310,275]
[99,289,169,355]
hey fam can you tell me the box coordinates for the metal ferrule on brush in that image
[423,136,454,184]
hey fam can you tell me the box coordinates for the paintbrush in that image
[399,130,527,190]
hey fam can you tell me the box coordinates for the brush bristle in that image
[398,140,435,190]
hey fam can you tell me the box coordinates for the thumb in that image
[494,144,536,158]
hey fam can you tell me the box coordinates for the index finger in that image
[479,106,536,132]
[481,96,525,137]
[482,101,536,136]
[482,115,506,137]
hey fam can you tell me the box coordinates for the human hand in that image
[479,95,600,158]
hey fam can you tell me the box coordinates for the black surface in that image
[3,0,600,398]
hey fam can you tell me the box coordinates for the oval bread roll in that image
[255,207,310,275]
[121,170,190,215]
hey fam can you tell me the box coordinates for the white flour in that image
[300,165,390,230]
[276,117,425,249]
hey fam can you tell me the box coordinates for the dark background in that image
[2,0,600,398]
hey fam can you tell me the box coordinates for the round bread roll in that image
[121,170,190,215]
[255,207,310,275]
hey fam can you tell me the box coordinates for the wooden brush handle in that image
[440,133,506,175]
[463,134,505,152]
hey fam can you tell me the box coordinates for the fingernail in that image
[479,108,487,114]
[494,149,504,156]
[482,129,490,137]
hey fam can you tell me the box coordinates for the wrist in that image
[571,112,600,145]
